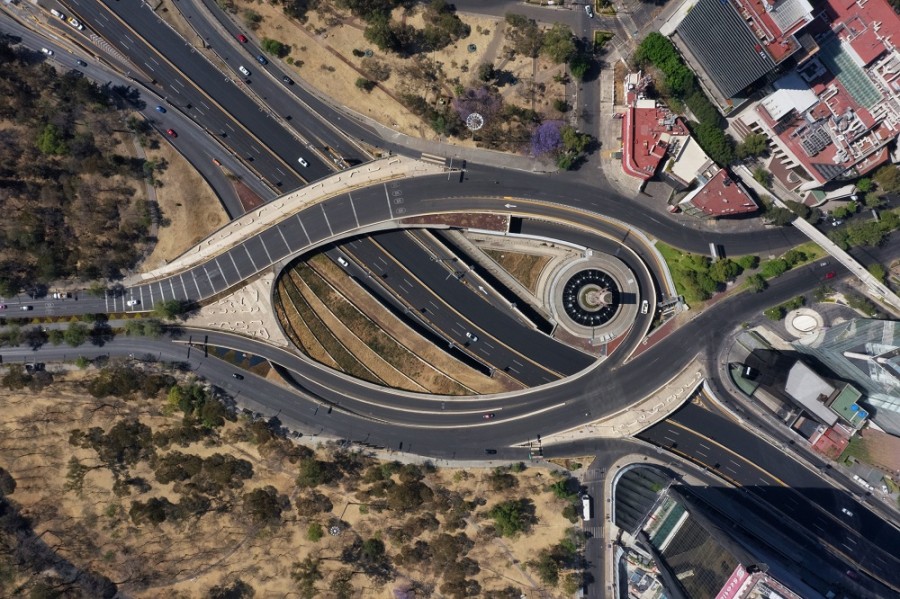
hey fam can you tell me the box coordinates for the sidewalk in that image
[540,356,706,444]
[126,156,444,285]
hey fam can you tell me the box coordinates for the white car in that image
[841,507,854,517]
[68,17,84,31]
[126,299,140,307]
[238,65,250,77]
[337,256,349,267]
[41,48,54,56]
[297,157,308,167]
[465,331,478,342]
[585,4,594,18]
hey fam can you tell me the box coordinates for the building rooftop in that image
[676,0,778,99]
[784,361,839,426]
[677,169,758,218]
[622,101,688,181]
[665,135,716,187]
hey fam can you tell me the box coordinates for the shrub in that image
[261,38,289,57]
[307,522,324,541]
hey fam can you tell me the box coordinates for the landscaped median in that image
[273,254,517,396]
[655,241,828,307]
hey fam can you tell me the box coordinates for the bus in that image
[582,494,592,520]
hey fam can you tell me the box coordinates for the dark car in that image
[483,413,495,420]
[824,271,836,279]
[484,449,497,455]
[256,54,268,65]
[232,373,244,380]
[236,34,248,43]
[281,75,294,85]
[21,305,33,311]
[76,59,87,67]
[155,105,167,113]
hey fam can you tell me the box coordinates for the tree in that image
[561,125,591,154]
[291,556,323,599]
[242,486,287,526]
[488,498,536,537]
[873,165,900,193]
[36,123,68,155]
[528,549,559,585]
[766,206,795,226]
[476,62,496,83]
[64,321,89,347]
[504,13,543,58]
[296,457,333,488]
[736,133,768,159]
[307,522,324,541]
[261,38,289,57]
[753,166,772,187]
[364,15,400,53]
[864,191,885,209]
[330,570,354,599]
[530,121,563,156]
[153,299,190,319]
[760,258,789,278]
[745,273,767,293]
[568,53,591,81]
[868,263,887,283]
[355,77,376,92]
[541,23,576,64]
[207,580,255,599]
[856,177,873,192]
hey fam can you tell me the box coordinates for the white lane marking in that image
[229,252,243,278]
[276,226,291,252]
[349,193,359,228]
[215,258,230,286]
[384,184,393,218]
[321,204,334,236]
[243,244,259,271]
[179,274,189,298]
[191,272,202,297]
[203,266,215,291]
[258,237,273,264]
[144,62,155,72]
[147,284,154,306]
[295,214,311,245]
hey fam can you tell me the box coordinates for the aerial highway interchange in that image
[1,0,900,597]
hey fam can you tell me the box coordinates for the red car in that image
[483,413,495,420]
[236,34,248,43]
[824,271,836,279]
[166,129,177,138]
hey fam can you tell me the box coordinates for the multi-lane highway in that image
[639,397,900,591]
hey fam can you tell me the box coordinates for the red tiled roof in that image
[621,106,688,181]
[683,169,758,217]
[732,0,807,63]
[827,0,900,66]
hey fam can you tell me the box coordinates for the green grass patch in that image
[593,31,614,48]
[839,435,869,465]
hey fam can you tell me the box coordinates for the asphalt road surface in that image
[639,400,900,591]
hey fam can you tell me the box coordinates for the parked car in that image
[166,129,177,137]
[256,54,268,65]
[155,105,167,113]
[236,34,248,43]
[126,299,140,306]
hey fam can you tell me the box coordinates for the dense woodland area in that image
[0,362,586,598]
[0,39,162,296]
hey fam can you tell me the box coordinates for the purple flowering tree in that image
[452,87,502,122]
[530,121,564,156]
